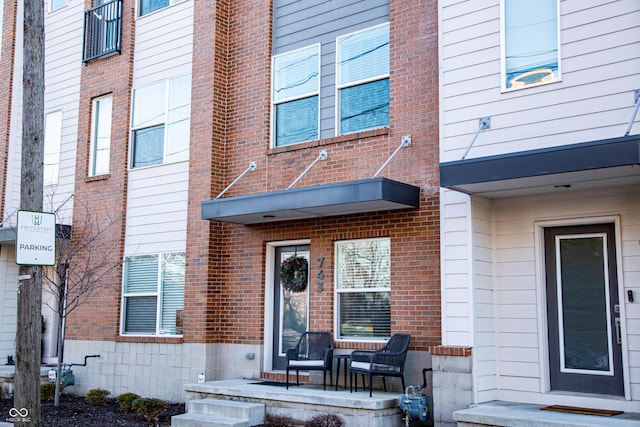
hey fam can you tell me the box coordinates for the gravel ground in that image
[0,393,185,426]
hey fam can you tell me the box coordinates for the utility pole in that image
[14,0,45,425]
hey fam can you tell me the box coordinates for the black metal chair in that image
[286,331,334,390]
[349,333,411,397]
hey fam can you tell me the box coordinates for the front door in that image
[544,224,624,396]
[272,245,310,370]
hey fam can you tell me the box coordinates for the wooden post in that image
[15,0,45,424]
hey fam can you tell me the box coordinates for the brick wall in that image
[182,0,441,349]
[67,0,442,351]
[65,1,136,340]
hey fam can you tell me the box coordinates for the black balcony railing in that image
[82,0,123,63]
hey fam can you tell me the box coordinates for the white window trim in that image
[89,94,112,177]
[333,237,391,343]
[270,43,321,148]
[500,0,562,92]
[335,22,390,135]
[129,74,191,169]
[120,252,185,337]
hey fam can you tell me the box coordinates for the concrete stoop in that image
[171,398,265,427]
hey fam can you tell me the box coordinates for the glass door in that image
[544,224,624,396]
[272,245,309,371]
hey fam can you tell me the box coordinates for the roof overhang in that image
[440,134,640,198]
[201,177,421,224]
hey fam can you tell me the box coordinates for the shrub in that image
[85,388,111,406]
[132,397,168,422]
[304,414,345,427]
[40,383,62,402]
[262,413,295,426]
[116,392,141,413]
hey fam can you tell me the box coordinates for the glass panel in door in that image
[272,245,309,370]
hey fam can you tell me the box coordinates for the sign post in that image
[16,210,56,266]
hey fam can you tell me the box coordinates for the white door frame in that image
[263,239,310,372]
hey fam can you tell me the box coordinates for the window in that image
[272,44,320,147]
[122,252,185,336]
[89,95,112,176]
[50,0,67,12]
[336,23,389,135]
[139,0,181,17]
[335,238,391,339]
[502,0,559,90]
[131,75,191,168]
[44,111,62,186]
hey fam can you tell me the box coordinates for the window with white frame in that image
[335,238,391,339]
[44,111,62,186]
[502,0,559,90]
[89,95,112,176]
[336,23,389,135]
[50,0,67,12]
[122,252,185,336]
[138,0,182,17]
[131,74,191,168]
[272,44,320,147]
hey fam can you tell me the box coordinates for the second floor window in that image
[89,95,112,176]
[139,0,181,17]
[272,44,320,147]
[502,0,559,90]
[44,111,62,186]
[337,23,389,135]
[50,0,67,12]
[131,75,191,168]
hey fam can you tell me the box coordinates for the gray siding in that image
[274,0,389,139]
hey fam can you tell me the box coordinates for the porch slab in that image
[453,401,640,427]
[183,379,409,427]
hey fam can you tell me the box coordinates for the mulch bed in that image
[0,393,185,426]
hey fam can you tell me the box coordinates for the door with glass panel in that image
[544,224,624,395]
[272,245,309,371]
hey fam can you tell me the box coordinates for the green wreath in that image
[279,255,308,293]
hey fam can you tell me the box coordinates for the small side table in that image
[334,354,350,390]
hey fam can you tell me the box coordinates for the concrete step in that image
[188,398,264,423]
[171,413,250,427]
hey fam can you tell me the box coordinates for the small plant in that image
[304,413,345,427]
[40,383,62,402]
[85,388,111,405]
[132,397,169,422]
[116,392,141,413]
[262,413,295,426]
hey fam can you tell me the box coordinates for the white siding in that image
[132,0,193,86]
[441,188,473,346]
[439,0,640,162]
[43,0,83,222]
[124,0,194,257]
[124,162,189,255]
[0,246,18,359]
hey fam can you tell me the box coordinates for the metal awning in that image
[440,134,640,198]
[201,177,421,224]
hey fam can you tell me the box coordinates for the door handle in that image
[615,317,622,345]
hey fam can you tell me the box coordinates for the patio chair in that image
[286,331,334,390]
[349,333,411,397]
